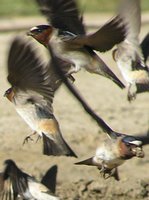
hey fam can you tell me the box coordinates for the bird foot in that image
[35,135,42,143]
[23,135,34,145]
[23,131,37,145]
[99,165,116,180]
[68,74,75,83]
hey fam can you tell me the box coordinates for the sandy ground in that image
[0,15,149,199]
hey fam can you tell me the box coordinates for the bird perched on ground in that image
[112,0,149,101]
[0,159,59,200]
[47,42,149,181]
[4,35,77,157]
[27,0,127,89]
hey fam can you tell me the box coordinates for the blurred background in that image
[0,1,149,199]
[0,0,149,16]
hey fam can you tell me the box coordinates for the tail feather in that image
[42,133,77,157]
[95,55,125,89]
[136,82,149,93]
[141,33,149,63]
[75,157,94,166]
[111,168,120,181]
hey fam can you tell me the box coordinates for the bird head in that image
[27,25,53,47]
[4,87,14,102]
[119,136,144,159]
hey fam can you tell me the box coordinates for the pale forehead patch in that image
[129,140,142,146]
[30,26,38,31]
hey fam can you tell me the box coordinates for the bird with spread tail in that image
[0,159,59,200]
[112,0,149,101]
[27,0,127,89]
[4,36,77,157]
[47,42,149,181]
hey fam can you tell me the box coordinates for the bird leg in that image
[68,74,75,82]
[99,165,111,179]
[127,83,137,102]
[23,131,37,145]
[66,63,81,75]
[99,164,116,180]
[35,135,42,143]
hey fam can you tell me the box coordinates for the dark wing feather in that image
[65,15,126,52]
[141,33,149,63]
[47,43,123,139]
[134,134,149,146]
[3,160,31,199]
[36,0,85,34]
[0,172,18,200]
[41,165,58,194]
[7,36,61,110]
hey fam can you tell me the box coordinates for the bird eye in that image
[36,29,42,33]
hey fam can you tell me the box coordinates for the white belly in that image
[28,181,59,200]
[95,146,125,169]
[16,105,40,134]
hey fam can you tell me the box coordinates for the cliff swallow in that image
[48,43,149,181]
[112,0,149,101]
[0,159,59,200]
[4,36,77,157]
[27,0,127,89]
[75,135,146,181]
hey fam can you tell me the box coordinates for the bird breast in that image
[95,141,125,169]
[16,104,40,133]
[50,36,94,70]
[28,180,59,200]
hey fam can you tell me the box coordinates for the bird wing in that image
[47,43,125,140]
[41,165,58,194]
[119,0,141,44]
[116,0,145,71]
[0,173,17,200]
[7,36,61,113]
[63,15,126,52]
[35,0,85,35]
[134,134,149,146]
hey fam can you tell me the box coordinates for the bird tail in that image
[95,54,125,89]
[42,133,77,157]
[75,157,94,166]
[111,168,120,181]
[75,158,120,181]
[136,82,149,94]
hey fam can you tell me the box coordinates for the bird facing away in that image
[112,0,149,101]
[47,42,149,181]
[27,0,127,89]
[0,159,59,200]
[4,35,77,158]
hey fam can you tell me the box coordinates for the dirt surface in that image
[0,16,149,199]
